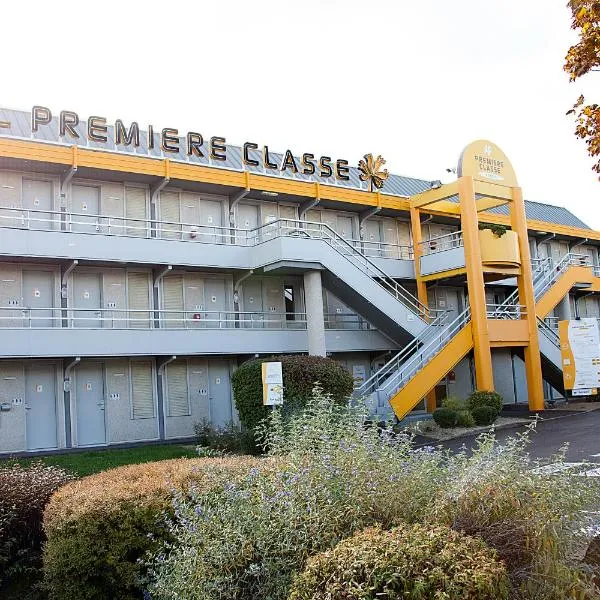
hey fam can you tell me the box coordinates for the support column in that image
[409,207,428,310]
[556,295,572,322]
[458,176,494,391]
[410,206,436,411]
[510,187,545,411]
[303,270,326,356]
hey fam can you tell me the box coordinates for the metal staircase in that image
[249,218,435,320]
[355,308,472,419]
[355,252,598,420]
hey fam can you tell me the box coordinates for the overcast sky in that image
[2,1,598,228]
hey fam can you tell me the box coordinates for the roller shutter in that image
[167,362,190,417]
[131,360,154,419]
[160,191,181,239]
[126,187,147,237]
[162,276,184,328]
[128,272,151,328]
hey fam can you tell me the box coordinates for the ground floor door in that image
[209,361,232,427]
[76,364,106,446]
[25,365,58,450]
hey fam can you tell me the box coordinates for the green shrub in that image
[43,456,267,600]
[456,409,476,428]
[430,430,600,598]
[442,395,467,411]
[146,387,449,600]
[288,524,509,600]
[195,419,260,455]
[471,405,499,426]
[468,390,503,414]
[0,462,73,587]
[433,406,458,428]
[232,355,354,429]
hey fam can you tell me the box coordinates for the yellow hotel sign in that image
[457,140,518,187]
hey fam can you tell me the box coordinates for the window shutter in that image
[131,360,154,419]
[128,272,150,329]
[162,276,184,328]
[167,362,190,417]
[125,187,147,237]
[160,191,181,239]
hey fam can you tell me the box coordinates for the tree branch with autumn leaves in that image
[565,0,600,179]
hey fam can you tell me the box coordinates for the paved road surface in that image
[414,409,600,465]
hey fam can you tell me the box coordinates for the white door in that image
[76,364,106,446]
[72,185,100,233]
[209,361,232,427]
[23,270,55,327]
[25,365,58,450]
[23,179,53,230]
[73,273,102,327]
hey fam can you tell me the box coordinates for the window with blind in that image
[167,362,190,417]
[130,360,155,419]
[127,272,151,329]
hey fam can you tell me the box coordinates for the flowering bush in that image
[145,387,600,600]
[288,524,509,599]
[429,431,600,598]
[43,456,268,600]
[146,387,450,600]
[0,461,73,586]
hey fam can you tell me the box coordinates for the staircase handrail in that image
[537,316,560,348]
[247,218,439,320]
[377,307,472,401]
[492,253,589,318]
[355,312,450,396]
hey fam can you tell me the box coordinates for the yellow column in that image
[458,176,494,391]
[409,206,428,310]
[410,206,437,412]
[510,187,545,410]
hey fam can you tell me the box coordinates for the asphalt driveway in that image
[414,408,600,464]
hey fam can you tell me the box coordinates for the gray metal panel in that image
[23,270,54,327]
[420,247,466,276]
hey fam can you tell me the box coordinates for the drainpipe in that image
[150,162,171,238]
[61,260,78,328]
[59,146,78,231]
[157,355,177,440]
[153,265,173,328]
[233,270,254,328]
[63,356,81,447]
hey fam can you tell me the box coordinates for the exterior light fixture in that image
[261,191,279,197]
[430,180,442,189]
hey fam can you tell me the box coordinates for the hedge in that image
[468,390,503,414]
[232,355,354,429]
[0,462,73,586]
[472,405,499,426]
[288,524,509,599]
[43,456,269,600]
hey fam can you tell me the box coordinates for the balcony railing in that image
[418,231,464,256]
[0,307,378,332]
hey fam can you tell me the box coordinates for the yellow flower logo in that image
[358,154,389,192]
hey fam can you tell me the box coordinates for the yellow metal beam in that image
[410,181,459,208]
[476,197,509,212]
[536,265,596,317]
[473,180,513,200]
[389,324,473,420]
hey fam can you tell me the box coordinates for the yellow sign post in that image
[261,361,284,406]
[558,319,600,396]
